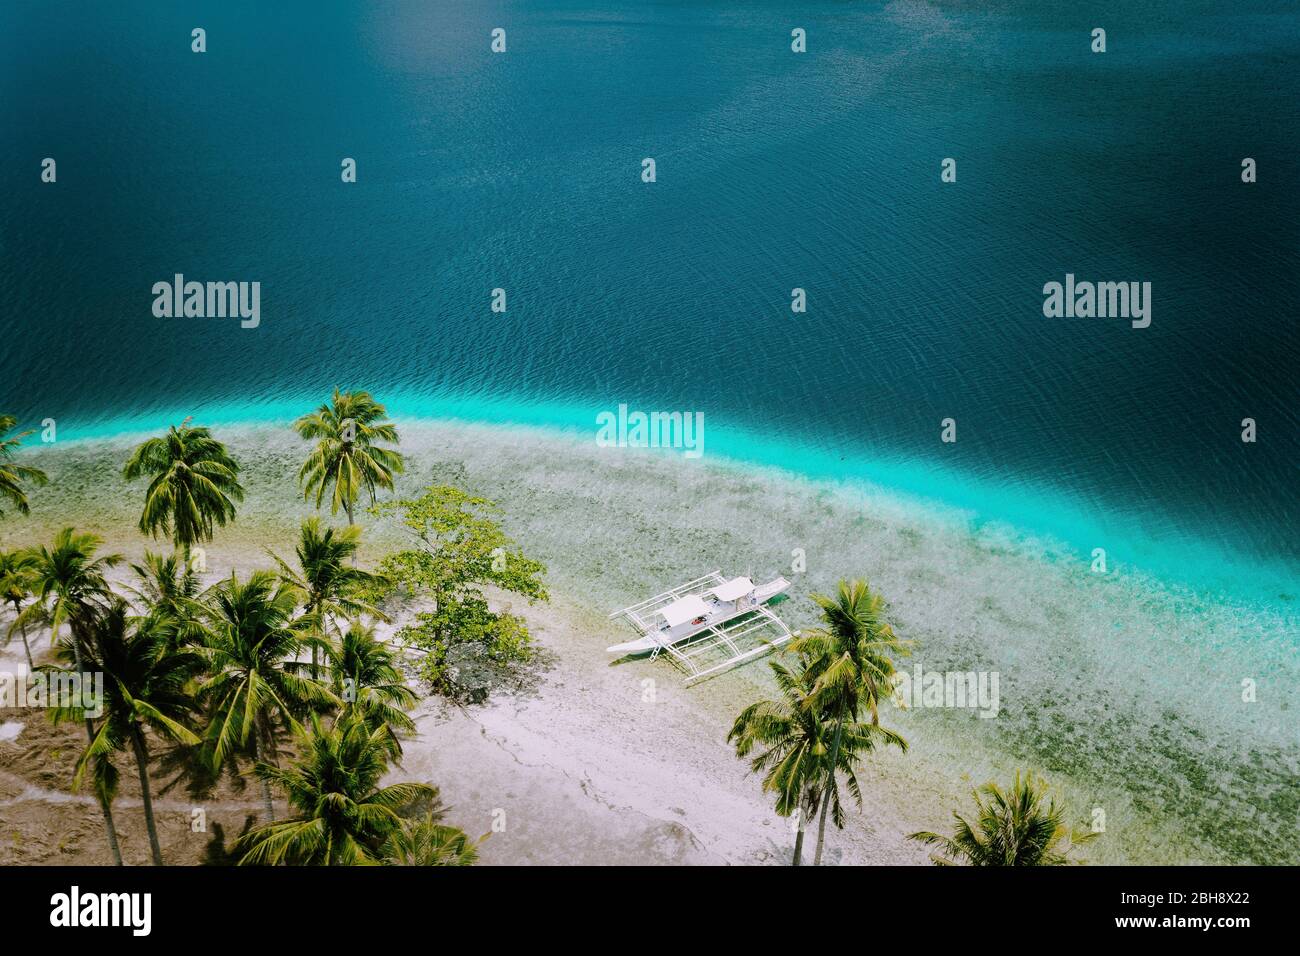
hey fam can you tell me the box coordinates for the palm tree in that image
[126,550,206,649]
[728,658,828,866]
[327,620,415,757]
[729,657,906,865]
[0,549,39,670]
[121,421,244,561]
[909,770,1097,865]
[236,713,435,865]
[59,601,201,865]
[19,528,124,864]
[0,415,48,517]
[270,517,387,678]
[197,570,337,820]
[294,389,404,524]
[382,813,480,866]
[788,579,911,865]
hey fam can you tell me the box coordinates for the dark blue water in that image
[2,0,1298,592]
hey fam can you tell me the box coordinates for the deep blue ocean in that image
[2,0,1297,600]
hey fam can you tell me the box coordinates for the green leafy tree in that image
[197,571,337,820]
[0,548,40,670]
[52,601,202,865]
[122,421,244,560]
[729,656,906,866]
[374,486,547,697]
[19,528,124,864]
[909,770,1097,865]
[294,390,404,524]
[237,713,435,865]
[0,415,48,517]
[788,579,911,865]
[270,517,387,679]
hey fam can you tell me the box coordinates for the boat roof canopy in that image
[710,576,755,602]
[660,595,711,628]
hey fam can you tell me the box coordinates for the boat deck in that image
[610,571,795,685]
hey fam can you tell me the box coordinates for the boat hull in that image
[605,636,659,655]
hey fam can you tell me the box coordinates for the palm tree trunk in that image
[253,726,275,821]
[70,631,123,866]
[97,791,124,866]
[310,600,321,681]
[16,610,34,672]
[344,501,357,568]
[814,712,846,866]
[130,726,164,866]
[793,790,820,866]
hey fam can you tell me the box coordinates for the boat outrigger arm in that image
[608,570,794,685]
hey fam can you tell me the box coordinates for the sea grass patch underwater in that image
[5,419,1297,865]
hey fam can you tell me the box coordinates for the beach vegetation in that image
[125,550,206,650]
[730,652,906,866]
[50,600,202,865]
[373,485,547,699]
[382,810,482,866]
[294,389,404,524]
[235,711,439,865]
[19,528,125,864]
[0,548,41,670]
[909,769,1097,865]
[5,404,492,865]
[122,420,244,558]
[327,619,417,758]
[270,517,388,679]
[195,570,337,820]
[0,415,49,517]
[788,578,910,864]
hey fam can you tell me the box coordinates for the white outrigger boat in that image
[608,571,794,685]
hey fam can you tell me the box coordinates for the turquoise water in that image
[2,1,1298,602]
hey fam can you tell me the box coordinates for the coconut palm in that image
[196,571,337,820]
[58,601,202,865]
[729,657,906,866]
[237,712,435,865]
[382,813,480,866]
[729,658,827,866]
[270,517,387,678]
[0,549,40,670]
[294,389,404,524]
[0,415,48,517]
[909,770,1097,866]
[18,529,122,648]
[788,578,911,865]
[121,421,244,560]
[126,550,206,649]
[327,620,416,757]
[19,528,124,864]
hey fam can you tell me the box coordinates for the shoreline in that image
[2,418,1296,864]
[8,396,1296,610]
